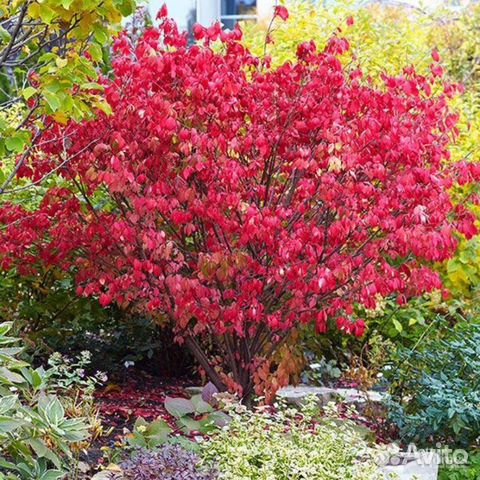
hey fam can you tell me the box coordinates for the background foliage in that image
[0,0,135,160]
[385,322,480,447]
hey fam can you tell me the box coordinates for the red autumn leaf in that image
[274,5,289,21]
[156,4,168,19]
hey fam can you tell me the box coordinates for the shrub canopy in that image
[1,8,478,399]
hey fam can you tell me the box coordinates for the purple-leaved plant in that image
[120,445,218,480]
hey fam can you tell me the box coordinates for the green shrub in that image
[0,267,193,378]
[0,269,157,366]
[199,399,382,480]
[385,323,480,447]
[0,322,90,480]
[301,353,342,387]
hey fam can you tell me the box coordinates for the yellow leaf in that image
[53,111,69,124]
[55,57,68,68]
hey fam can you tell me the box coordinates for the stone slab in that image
[91,472,122,480]
[185,385,204,396]
[276,384,387,407]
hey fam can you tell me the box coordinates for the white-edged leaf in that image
[44,398,65,425]
[0,395,18,414]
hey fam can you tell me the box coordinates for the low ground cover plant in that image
[123,390,230,451]
[120,445,218,480]
[439,450,480,480]
[199,398,382,480]
[100,393,384,480]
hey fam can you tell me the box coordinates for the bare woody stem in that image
[184,335,227,392]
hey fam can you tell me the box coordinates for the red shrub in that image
[1,9,478,400]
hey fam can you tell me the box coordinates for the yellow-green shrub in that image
[242,0,434,75]
[0,0,136,161]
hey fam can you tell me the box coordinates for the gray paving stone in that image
[91,470,123,479]
[185,385,204,396]
[276,384,387,407]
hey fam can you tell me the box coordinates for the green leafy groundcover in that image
[199,399,382,480]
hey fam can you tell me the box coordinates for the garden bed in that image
[1,0,480,479]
